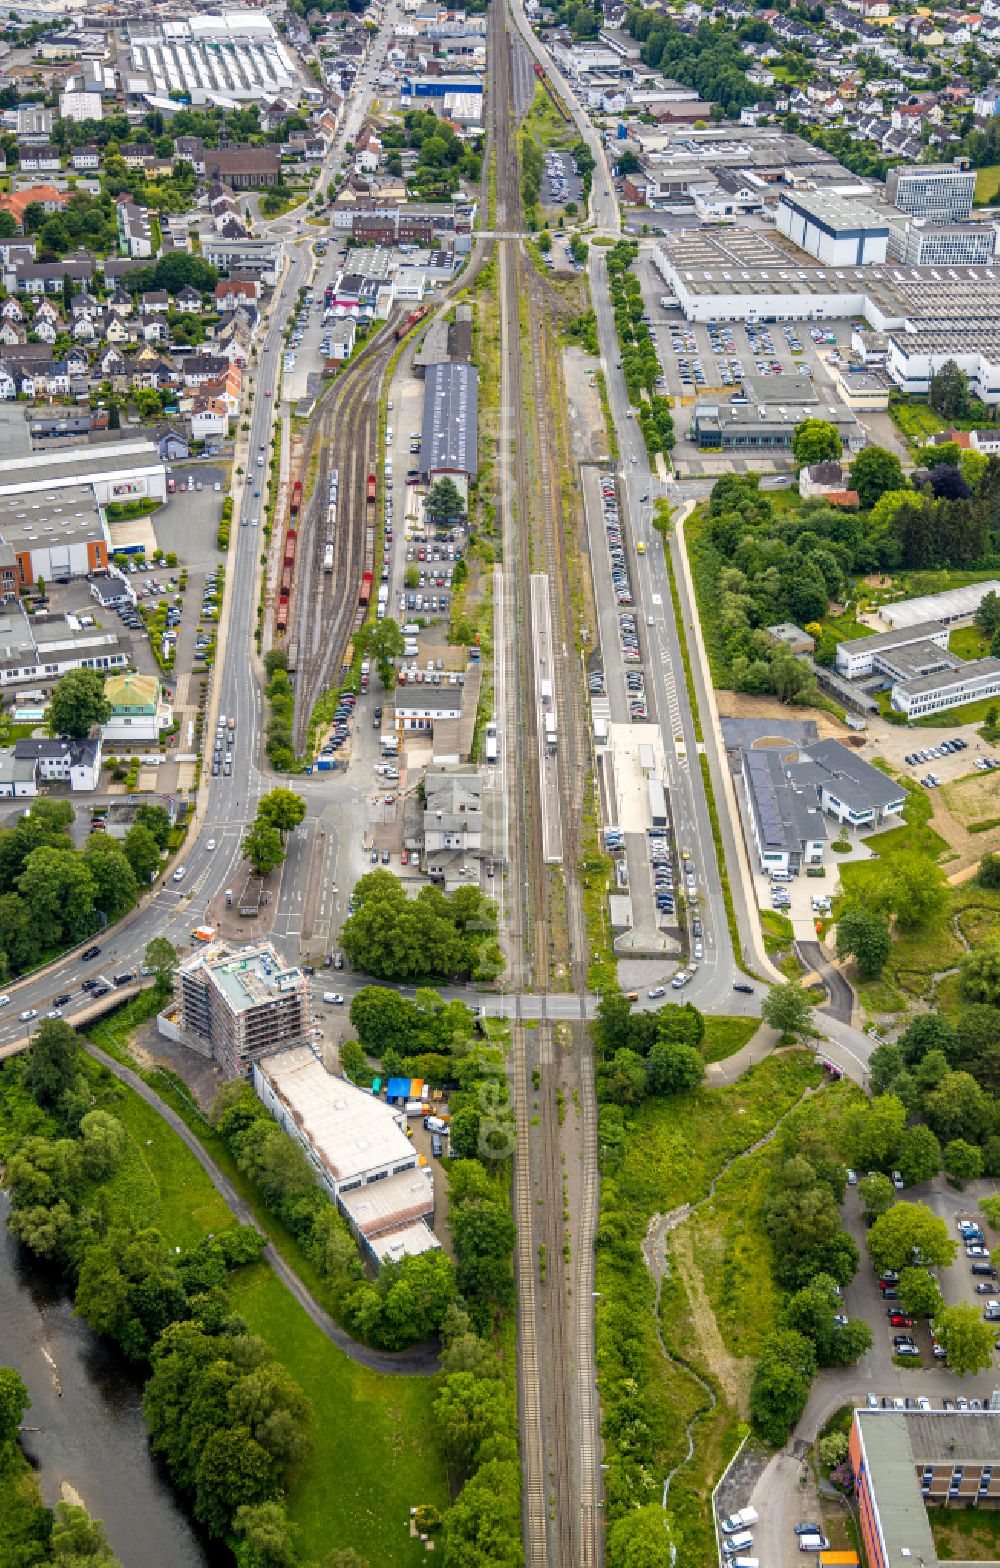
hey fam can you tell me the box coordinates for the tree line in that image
[626,11,759,117]
[340,871,502,983]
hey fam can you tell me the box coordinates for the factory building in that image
[252,1046,439,1266]
[1,483,109,586]
[171,940,312,1078]
[885,162,976,222]
[128,14,298,107]
[887,217,998,268]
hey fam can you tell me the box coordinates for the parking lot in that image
[541,148,582,209]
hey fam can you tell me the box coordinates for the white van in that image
[798,1538,825,1553]
[403,640,419,657]
[724,1535,754,1556]
[732,1560,759,1568]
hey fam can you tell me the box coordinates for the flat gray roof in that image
[3,483,104,547]
[898,654,1000,698]
[840,619,948,656]
[421,360,478,478]
[791,738,908,813]
[743,747,828,854]
[882,580,1000,629]
[856,1411,940,1567]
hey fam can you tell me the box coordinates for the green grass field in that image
[889,401,948,443]
[230,1264,448,1567]
[974,164,1000,205]
[949,624,992,661]
[700,1016,758,1065]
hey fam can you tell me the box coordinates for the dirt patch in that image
[939,772,1000,828]
[715,690,847,738]
[671,1222,753,1417]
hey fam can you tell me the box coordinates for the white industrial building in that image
[128,13,298,107]
[252,1046,439,1265]
[885,163,976,222]
[890,657,1000,717]
[0,607,127,688]
[0,440,166,507]
[776,191,889,267]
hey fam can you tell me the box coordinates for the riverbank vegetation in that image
[1,998,521,1567]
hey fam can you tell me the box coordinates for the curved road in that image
[85,1040,439,1378]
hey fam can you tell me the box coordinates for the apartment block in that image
[174,939,312,1077]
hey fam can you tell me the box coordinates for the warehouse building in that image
[881,580,1000,630]
[850,1408,1000,1568]
[170,940,312,1078]
[885,162,976,222]
[128,14,298,106]
[0,440,166,507]
[776,191,889,267]
[420,361,478,481]
[252,1046,438,1265]
[887,216,997,268]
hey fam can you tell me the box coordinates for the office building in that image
[787,739,907,830]
[173,940,312,1077]
[741,748,828,875]
[835,620,950,680]
[885,162,976,222]
[252,1045,439,1265]
[890,655,1000,717]
[889,217,997,268]
[0,607,127,688]
[200,236,285,288]
[850,1408,1000,1568]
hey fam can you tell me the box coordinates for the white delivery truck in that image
[721,1510,759,1534]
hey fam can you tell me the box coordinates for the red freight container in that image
[290,481,302,517]
[359,571,373,608]
[366,474,377,504]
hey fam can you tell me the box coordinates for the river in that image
[0,1196,221,1568]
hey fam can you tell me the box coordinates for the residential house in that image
[182,354,229,387]
[157,428,189,462]
[19,146,61,173]
[215,279,260,311]
[0,186,68,232]
[191,396,228,440]
[11,735,101,792]
[140,291,170,314]
[100,672,172,744]
[174,285,203,313]
[71,146,100,171]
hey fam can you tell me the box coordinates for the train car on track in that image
[394,305,428,341]
[366,474,377,505]
[276,601,288,634]
[290,480,302,518]
[287,641,298,672]
[323,541,334,572]
[359,571,373,609]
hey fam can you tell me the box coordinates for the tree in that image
[933,1301,995,1377]
[79,1109,127,1181]
[123,823,162,885]
[959,937,1000,1005]
[450,1198,516,1320]
[929,463,971,502]
[879,851,949,929]
[857,1172,895,1218]
[357,617,404,688]
[646,1038,704,1095]
[49,668,111,738]
[19,846,98,945]
[929,358,970,418]
[83,835,138,920]
[433,1372,507,1479]
[49,1501,123,1564]
[836,905,892,978]
[232,1502,297,1568]
[895,1265,943,1323]
[194,1427,276,1538]
[792,419,842,467]
[606,1506,675,1568]
[783,1274,872,1367]
[135,803,171,848]
[0,1365,29,1445]
[896,1124,942,1188]
[924,1070,992,1145]
[975,590,1000,639]
[242,819,285,877]
[256,788,306,835]
[944,1137,984,1184]
[24,1017,79,1107]
[899,1012,958,1066]
[427,476,466,521]
[600,1047,648,1105]
[144,936,177,990]
[761,981,814,1041]
[850,446,905,510]
[749,1328,817,1445]
[867,1202,956,1274]
[440,1459,522,1568]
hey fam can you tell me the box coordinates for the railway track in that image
[286,317,399,747]
[491,0,602,1562]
